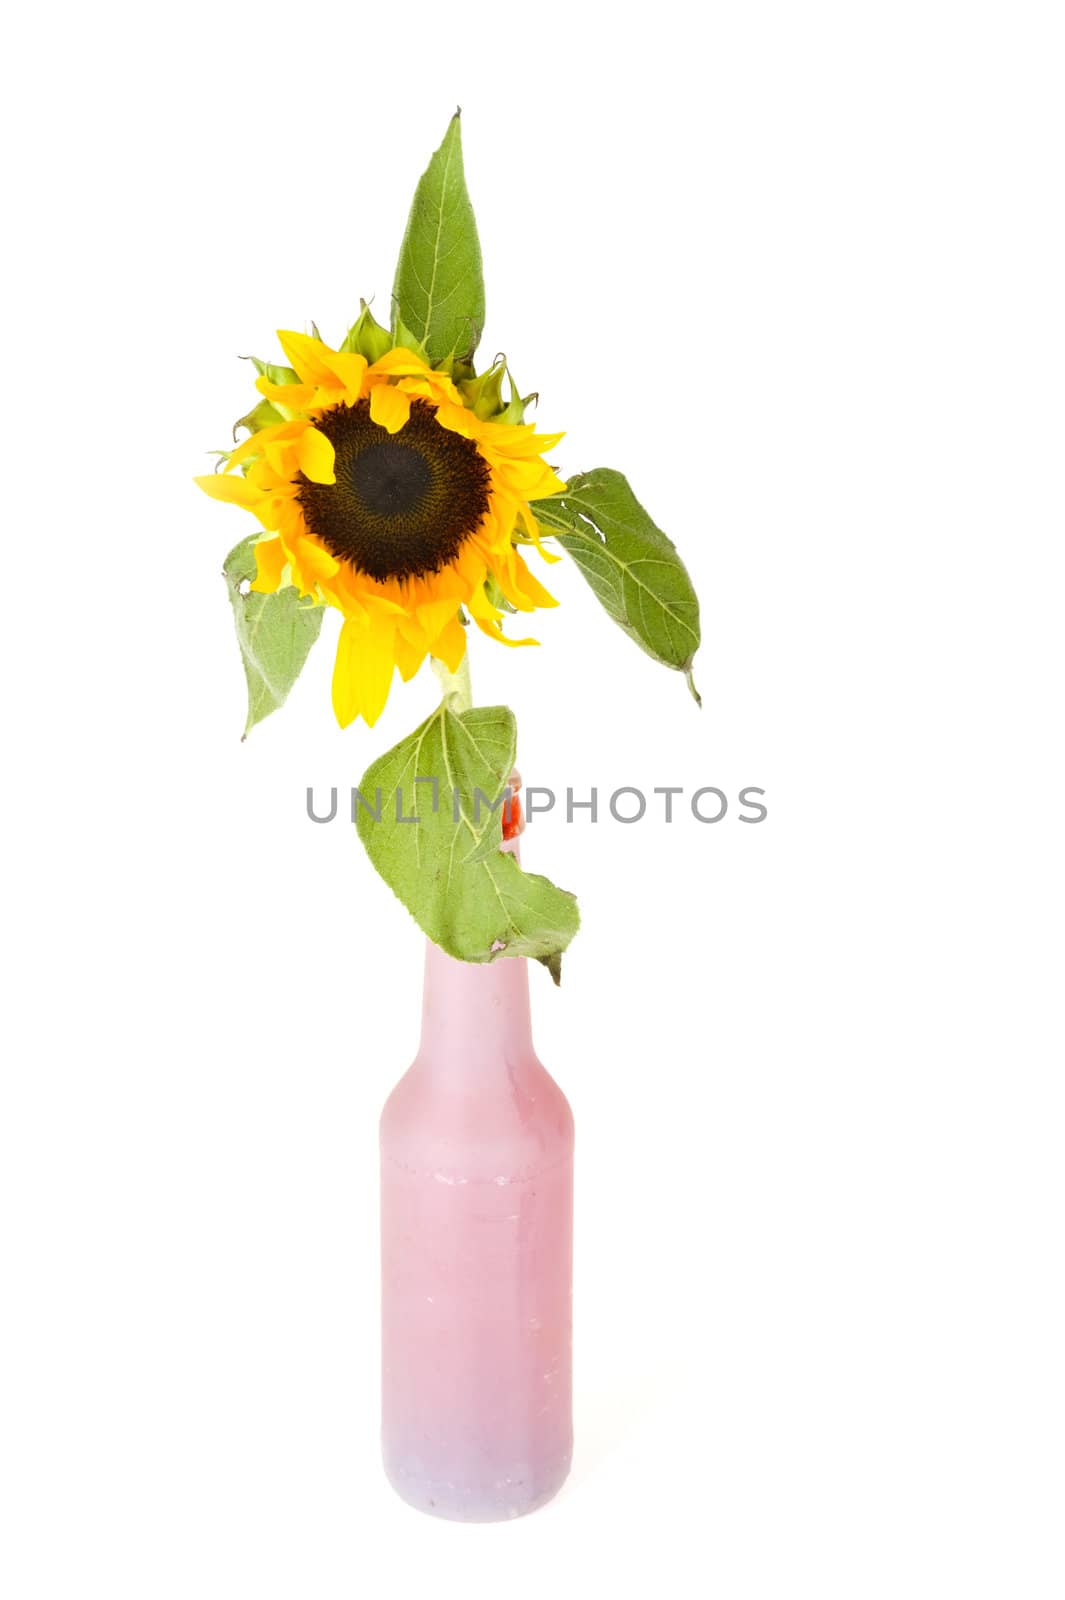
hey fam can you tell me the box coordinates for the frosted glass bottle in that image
[379,799,574,1521]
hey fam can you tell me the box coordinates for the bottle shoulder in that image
[380,1053,573,1184]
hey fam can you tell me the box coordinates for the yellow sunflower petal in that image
[467,571,543,645]
[481,422,566,457]
[317,348,368,396]
[518,506,563,563]
[284,533,331,598]
[296,425,336,484]
[471,613,539,649]
[331,617,365,729]
[491,456,566,501]
[195,473,265,509]
[226,420,303,471]
[392,627,429,683]
[360,616,400,727]
[501,548,559,610]
[262,436,302,477]
[529,465,568,499]
[367,348,435,378]
[255,376,318,411]
[295,536,340,582]
[332,614,397,729]
[277,330,343,388]
[431,611,468,673]
[416,595,469,638]
[395,375,435,399]
[250,537,288,593]
[369,384,412,434]
[433,401,477,439]
[319,570,368,624]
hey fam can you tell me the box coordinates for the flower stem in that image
[431,651,473,714]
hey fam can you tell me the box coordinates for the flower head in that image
[197,331,565,726]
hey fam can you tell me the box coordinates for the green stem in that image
[431,651,473,714]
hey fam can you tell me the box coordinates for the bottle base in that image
[382,1449,572,1522]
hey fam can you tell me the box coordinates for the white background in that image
[2,2,1062,1595]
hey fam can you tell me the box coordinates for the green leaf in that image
[222,537,324,738]
[392,110,485,365]
[533,469,702,699]
[356,703,579,978]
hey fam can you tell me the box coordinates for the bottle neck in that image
[418,938,533,1070]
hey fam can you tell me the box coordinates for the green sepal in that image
[459,355,508,418]
[533,469,702,696]
[239,356,306,420]
[341,299,393,362]
[391,315,430,363]
[459,358,538,424]
[355,702,579,977]
[233,398,284,440]
[244,355,300,387]
[484,573,516,614]
[222,536,324,739]
[498,381,538,427]
[392,110,485,365]
[423,351,476,382]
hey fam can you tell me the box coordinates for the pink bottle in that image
[379,792,574,1520]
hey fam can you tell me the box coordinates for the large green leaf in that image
[391,111,485,365]
[356,703,579,980]
[222,537,323,738]
[533,469,702,702]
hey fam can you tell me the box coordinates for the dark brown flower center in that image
[297,397,491,582]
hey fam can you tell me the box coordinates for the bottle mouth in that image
[502,769,524,841]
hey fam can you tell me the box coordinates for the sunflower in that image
[196,330,566,726]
